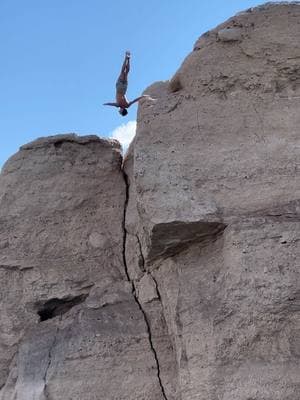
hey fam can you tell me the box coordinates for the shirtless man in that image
[104,51,153,116]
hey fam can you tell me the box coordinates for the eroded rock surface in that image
[0,134,165,400]
[1,3,300,400]
[125,3,300,400]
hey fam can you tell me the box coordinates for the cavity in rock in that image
[37,294,88,321]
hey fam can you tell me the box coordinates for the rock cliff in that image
[0,3,299,400]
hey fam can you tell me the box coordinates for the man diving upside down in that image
[103,51,154,116]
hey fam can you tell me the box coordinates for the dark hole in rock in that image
[54,141,63,149]
[37,294,88,321]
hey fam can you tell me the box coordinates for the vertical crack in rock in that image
[136,234,146,273]
[43,319,61,399]
[150,274,162,302]
[121,169,168,400]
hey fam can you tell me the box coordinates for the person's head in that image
[119,108,128,117]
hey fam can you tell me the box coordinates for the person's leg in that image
[118,52,130,81]
[124,52,130,75]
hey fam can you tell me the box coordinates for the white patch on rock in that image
[88,232,105,248]
[218,27,243,42]
[136,274,159,304]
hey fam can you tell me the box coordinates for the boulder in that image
[0,134,165,400]
[125,3,300,399]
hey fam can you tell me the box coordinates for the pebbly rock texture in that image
[0,3,300,400]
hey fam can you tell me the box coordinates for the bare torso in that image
[116,93,129,108]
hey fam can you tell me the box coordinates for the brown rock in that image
[126,3,300,399]
[0,134,165,400]
[1,3,300,400]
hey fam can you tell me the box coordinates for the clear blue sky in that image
[1,0,270,166]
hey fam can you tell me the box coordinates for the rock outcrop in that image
[0,3,299,400]
[0,135,166,400]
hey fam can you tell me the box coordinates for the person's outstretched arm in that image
[103,102,119,107]
[128,95,155,107]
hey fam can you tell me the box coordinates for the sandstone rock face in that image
[0,3,300,400]
[136,2,300,258]
[0,135,166,400]
[125,3,300,400]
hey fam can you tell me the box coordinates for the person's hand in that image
[125,51,131,58]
